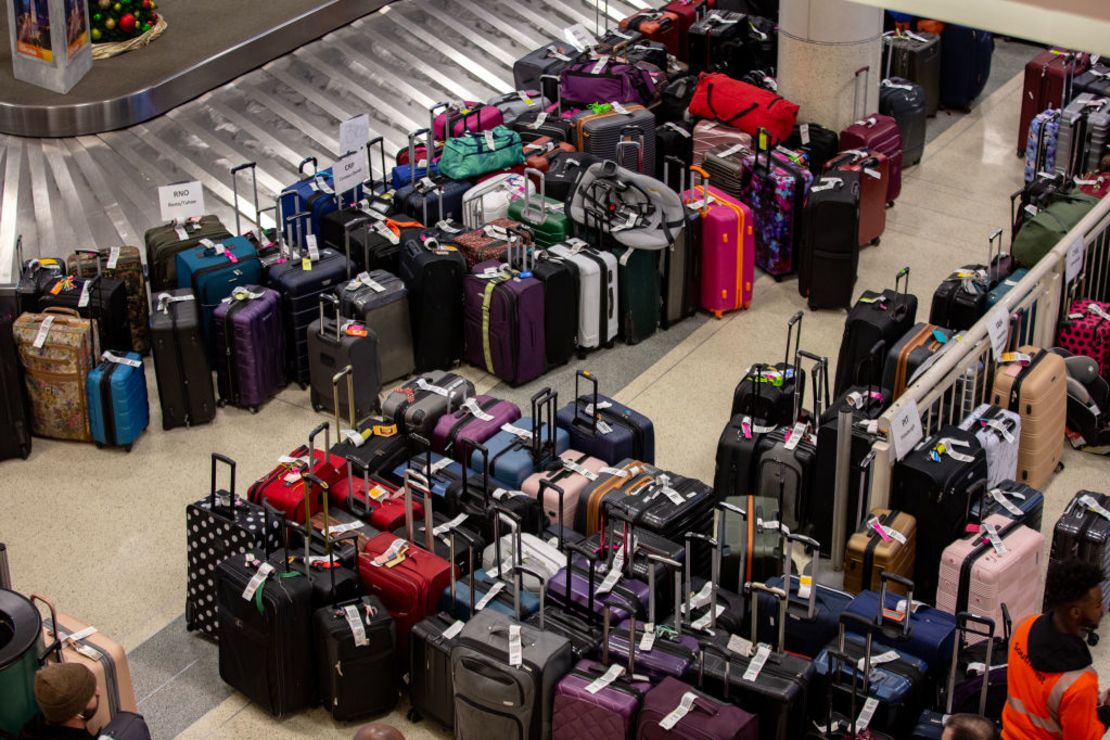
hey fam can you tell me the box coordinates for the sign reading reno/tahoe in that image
[158,181,207,223]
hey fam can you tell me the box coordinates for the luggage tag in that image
[757,518,790,536]
[584,664,625,695]
[659,692,698,731]
[590,55,611,75]
[528,110,548,130]
[508,625,524,667]
[857,650,900,674]
[998,352,1031,365]
[371,539,409,568]
[342,605,370,647]
[32,316,55,349]
[442,620,465,640]
[483,130,497,152]
[867,517,907,545]
[681,581,715,615]
[742,644,772,682]
[1088,304,1110,322]
[105,246,121,270]
[432,513,469,538]
[419,456,454,477]
[462,398,495,421]
[718,142,747,159]
[982,523,1008,555]
[596,549,625,595]
[728,633,754,658]
[856,697,880,732]
[474,581,506,612]
[600,466,632,478]
[610,101,632,116]
[639,622,656,652]
[690,604,724,632]
[315,176,334,195]
[784,421,809,451]
[1079,494,1110,521]
[517,90,536,106]
[241,562,274,601]
[501,422,533,441]
[935,437,975,463]
[373,220,401,245]
[561,458,599,481]
[102,351,142,369]
[342,321,369,337]
[340,428,365,447]
[981,418,1016,444]
[175,224,190,240]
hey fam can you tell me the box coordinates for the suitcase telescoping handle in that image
[946,612,997,716]
[891,265,911,318]
[491,503,524,582]
[284,209,311,255]
[782,533,821,620]
[209,453,237,515]
[539,479,567,549]
[795,350,829,421]
[230,161,260,237]
[688,165,713,210]
[683,531,720,630]
[301,472,330,570]
[697,642,737,700]
[342,215,372,281]
[366,136,389,195]
[28,594,64,666]
[521,167,548,226]
[714,500,748,596]
[783,310,803,372]
[513,564,546,623]
[529,387,559,468]
[332,366,356,437]
[837,611,878,731]
[646,552,684,634]
[564,540,599,625]
[749,582,788,653]
[326,532,362,607]
[852,66,871,124]
[599,498,639,579]
[877,570,914,636]
[460,438,492,510]
[318,293,344,343]
[402,467,437,553]
[446,527,479,616]
[539,74,562,116]
[573,369,601,433]
[407,128,432,187]
[662,155,687,195]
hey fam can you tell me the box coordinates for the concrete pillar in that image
[777,0,884,133]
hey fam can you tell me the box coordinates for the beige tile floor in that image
[3,66,1109,738]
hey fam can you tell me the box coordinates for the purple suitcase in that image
[463,259,546,386]
[839,66,904,203]
[636,676,758,739]
[211,286,285,411]
[549,553,650,623]
[553,658,654,740]
[431,393,522,462]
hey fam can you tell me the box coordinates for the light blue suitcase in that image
[87,352,150,451]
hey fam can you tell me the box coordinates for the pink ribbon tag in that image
[871,520,893,543]
[226,252,239,264]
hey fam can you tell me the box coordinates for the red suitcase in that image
[839,66,904,204]
[329,461,425,532]
[619,10,683,59]
[1016,50,1090,156]
[826,149,889,247]
[248,423,346,523]
[358,469,454,657]
[661,0,715,62]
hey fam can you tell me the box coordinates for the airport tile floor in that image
[3,44,1109,740]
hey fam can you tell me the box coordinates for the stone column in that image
[777,0,884,132]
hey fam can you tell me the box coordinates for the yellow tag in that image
[41,258,59,265]
[368,485,389,501]
[800,575,813,588]
[935,442,947,456]
[954,271,975,279]
[235,291,249,301]
[758,131,769,150]
[372,424,397,437]
[385,549,408,568]
[302,257,313,271]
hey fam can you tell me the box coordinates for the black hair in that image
[944,713,1000,740]
[1045,559,1105,610]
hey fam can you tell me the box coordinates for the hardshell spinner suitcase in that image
[840,67,904,203]
[844,509,917,596]
[879,78,927,167]
[939,25,994,111]
[692,120,752,167]
[338,269,415,384]
[988,347,1067,490]
[211,286,285,411]
[957,403,1021,488]
[798,172,861,310]
[548,242,619,351]
[739,142,812,278]
[307,295,381,421]
[661,0,716,62]
[144,215,231,292]
[577,105,658,176]
[1049,490,1110,612]
[882,31,941,116]
[883,322,954,401]
[970,479,1044,532]
[1017,49,1090,156]
[37,275,132,354]
[382,371,475,437]
[409,612,461,728]
[67,247,150,354]
[397,235,467,372]
[529,249,579,368]
[13,309,95,442]
[684,173,754,317]
[660,157,701,328]
[937,515,1044,638]
[148,291,216,429]
[174,236,262,353]
[556,371,656,466]
[432,394,523,461]
[514,42,583,100]
[87,351,149,450]
[826,149,889,248]
[522,450,608,527]
[834,267,918,396]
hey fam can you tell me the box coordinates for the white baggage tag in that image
[32,316,55,349]
[600,466,631,478]
[501,422,533,441]
[758,518,790,536]
[728,633,754,658]
[442,620,465,640]
[432,513,469,537]
[984,417,1015,444]
[596,550,625,595]
[611,101,631,116]
[797,575,813,600]
[343,605,370,647]
[719,142,746,158]
[1024,204,1040,217]
[529,111,548,130]
[691,604,724,631]
[639,622,657,652]
[938,437,975,463]
[742,644,771,681]
[64,626,98,645]
[585,664,625,694]
[562,459,599,481]
[306,235,321,261]
[106,247,121,270]
[784,421,808,451]
[562,25,597,52]
[415,377,450,397]
[1080,494,1110,521]
[856,697,880,731]
[174,225,189,240]
[484,130,497,152]
[596,420,614,435]
[340,428,365,447]
[583,401,612,415]
[965,662,987,676]
[372,220,400,245]
[371,539,408,568]
[800,123,811,146]
[660,484,685,506]
[857,650,900,673]
[328,520,366,536]
[241,562,274,601]
[102,351,142,368]
[659,692,698,731]
[76,279,93,309]
[362,275,386,293]
[474,581,506,611]
[483,224,509,240]
[508,625,524,667]
[315,176,334,195]
[684,581,714,613]
[462,398,495,421]
[983,523,1008,555]
[492,488,524,501]
[590,55,611,75]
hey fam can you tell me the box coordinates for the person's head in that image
[34,663,98,727]
[352,723,405,740]
[942,713,1001,740]
[1045,559,1105,635]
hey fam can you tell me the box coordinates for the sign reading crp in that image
[158,181,207,223]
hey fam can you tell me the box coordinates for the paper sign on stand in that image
[339,114,371,157]
[158,182,207,223]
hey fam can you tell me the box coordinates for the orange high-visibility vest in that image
[1003,616,1104,739]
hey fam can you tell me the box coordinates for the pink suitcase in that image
[682,169,755,318]
[692,120,752,167]
[839,66,904,203]
[521,449,608,530]
[937,514,1044,642]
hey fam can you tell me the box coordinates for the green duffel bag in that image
[1012,191,1099,268]
[438,126,524,181]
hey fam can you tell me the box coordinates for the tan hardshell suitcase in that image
[844,508,917,596]
[989,346,1066,490]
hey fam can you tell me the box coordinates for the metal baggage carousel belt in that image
[0,0,649,282]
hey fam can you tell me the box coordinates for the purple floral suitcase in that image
[431,393,522,462]
[740,143,813,278]
[462,259,546,386]
[211,286,285,411]
[553,658,654,740]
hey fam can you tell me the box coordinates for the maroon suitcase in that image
[1016,50,1090,156]
[839,66,904,204]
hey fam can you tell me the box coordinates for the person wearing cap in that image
[22,663,99,739]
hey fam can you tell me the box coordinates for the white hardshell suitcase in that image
[958,403,1022,489]
[548,240,619,350]
[461,173,536,229]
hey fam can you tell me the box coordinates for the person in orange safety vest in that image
[1003,559,1109,739]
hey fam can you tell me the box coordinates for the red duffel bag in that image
[688,72,800,145]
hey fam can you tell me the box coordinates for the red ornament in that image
[141,0,150,7]
[119,12,137,34]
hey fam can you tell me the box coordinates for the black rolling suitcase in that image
[880,78,928,167]
[38,274,132,353]
[1048,490,1110,612]
[529,247,579,369]
[688,10,746,76]
[787,122,840,175]
[732,310,806,426]
[307,298,380,419]
[149,290,216,430]
[834,266,918,397]
[409,610,463,728]
[216,504,315,717]
[661,157,701,329]
[397,233,467,372]
[544,152,601,204]
[891,426,988,602]
[713,394,777,501]
[929,229,1006,331]
[883,30,941,116]
[0,286,32,462]
[15,243,66,313]
[655,121,694,180]
[799,172,861,310]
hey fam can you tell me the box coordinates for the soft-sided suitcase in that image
[659,157,701,329]
[890,426,988,602]
[1058,298,1110,380]
[957,403,1021,488]
[37,275,132,354]
[186,454,281,639]
[144,214,231,292]
[432,394,523,461]
[840,67,904,204]
[636,675,758,740]
[688,9,746,76]
[0,287,31,461]
[1074,61,1110,97]
[798,172,861,310]
[684,167,754,317]
[989,347,1067,490]
[16,252,66,314]
[937,515,1044,637]
[13,308,95,442]
[307,294,380,420]
[92,711,151,740]
[338,269,415,384]
[826,149,889,248]
[211,286,285,412]
[928,230,1009,332]
[544,151,601,203]
[1023,109,1061,184]
[248,422,346,523]
[844,509,917,596]
[883,322,954,402]
[882,31,941,116]
[174,235,262,353]
[149,291,216,429]
[834,266,918,396]
[731,312,806,427]
[67,247,150,355]
[939,25,994,111]
[621,9,682,58]
[879,78,927,167]
[552,656,653,740]
[409,610,462,728]
[462,255,546,387]
[970,479,1044,532]
[314,588,398,720]
[87,351,149,450]
[787,122,840,175]
[382,371,475,437]
[556,371,655,466]
[548,241,619,351]
[514,42,583,101]
[397,232,467,372]
[1017,49,1089,156]
[1049,490,1110,611]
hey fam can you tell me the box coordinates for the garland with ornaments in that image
[88,0,159,43]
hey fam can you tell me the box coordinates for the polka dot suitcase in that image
[1058,299,1110,381]
[186,453,281,639]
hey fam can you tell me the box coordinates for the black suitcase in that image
[834,266,918,397]
[313,589,399,720]
[397,234,466,372]
[307,300,380,419]
[891,426,988,602]
[713,405,776,501]
[787,122,840,175]
[530,248,579,369]
[688,10,747,76]
[880,77,928,167]
[883,30,941,116]
[655,121,695,180]
[799,172,861,310]
[1048,490,1110,612]
[928,230,1006,331]
[514,42,582,100]
[0,286,32,461]
[15,246,66,313]
[731,311,806,426]
[544,151,601,204]
[149,290,217,430]
[661,156,701,329]
[657,75,697,124]
[319,208,402,277]
[38,274,132,353]
[511,105,577,145]
[409,611,462,727]
[216,508,315,717]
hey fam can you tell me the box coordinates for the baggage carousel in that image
[0,0,647,280]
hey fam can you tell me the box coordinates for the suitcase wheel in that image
[250,406,259,415]
[95,442,104,450]
[312,403,323,412]
[124,444,133,453]
[406,708,422,723]
[712,309,724,319]
[871,237,881,247]
[299,382,308,391]
[605,339,615,349]
[577,349,588,360]
[886,201,895,209]
[217,399,227,408]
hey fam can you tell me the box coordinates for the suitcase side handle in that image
[683,531,720,631]
[210,453,237,515]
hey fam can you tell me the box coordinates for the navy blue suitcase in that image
[87,351,150,451]
[469,387,570,489]
[396,179,471,223]
[968,479,1044,532]
[939,25,994,111]
[279,158,364,243]
[555,370,655,465]
[392,453,466,504]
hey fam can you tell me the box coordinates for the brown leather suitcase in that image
[843,508,917,596]
[989,346,1067,490]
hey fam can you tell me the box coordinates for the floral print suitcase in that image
[740,145,813,278]
[13,309,95,442]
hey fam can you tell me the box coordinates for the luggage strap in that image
[481,274,509,375]
[1006,350,1047,412]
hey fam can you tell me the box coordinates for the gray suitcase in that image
[451,607,572,740]
[306,294,381,419]
[883,30,941,116]
[338,269,415,384]
[381,371,476,437]
[1056,93,1110,178]
[578,105,657,176]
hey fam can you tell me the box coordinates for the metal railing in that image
[867,193,1110,509]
